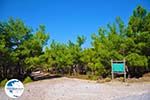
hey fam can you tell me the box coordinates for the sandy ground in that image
[0,77,150,100]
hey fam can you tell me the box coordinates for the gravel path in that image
[0,77,150,100]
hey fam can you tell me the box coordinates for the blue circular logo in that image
[5,79,24,98]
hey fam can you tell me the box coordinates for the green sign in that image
[112,63,125,72]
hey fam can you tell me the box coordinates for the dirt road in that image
[0,77,150,100]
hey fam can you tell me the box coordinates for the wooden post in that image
[111,59,114,80]
[124,59,126,82]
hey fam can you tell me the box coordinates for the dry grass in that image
[66,74,90,80]
[97,77,111,83]
[97,72,150,83]
[127,73,150,83]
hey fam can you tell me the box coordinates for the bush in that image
[126,53,148,77]
[0,79,8,87]
[23,76,33,84]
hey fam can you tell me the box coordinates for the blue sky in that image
[0,0,150,48]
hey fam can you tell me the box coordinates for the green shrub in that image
[23,76,33,84]
[0,79,8,87]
